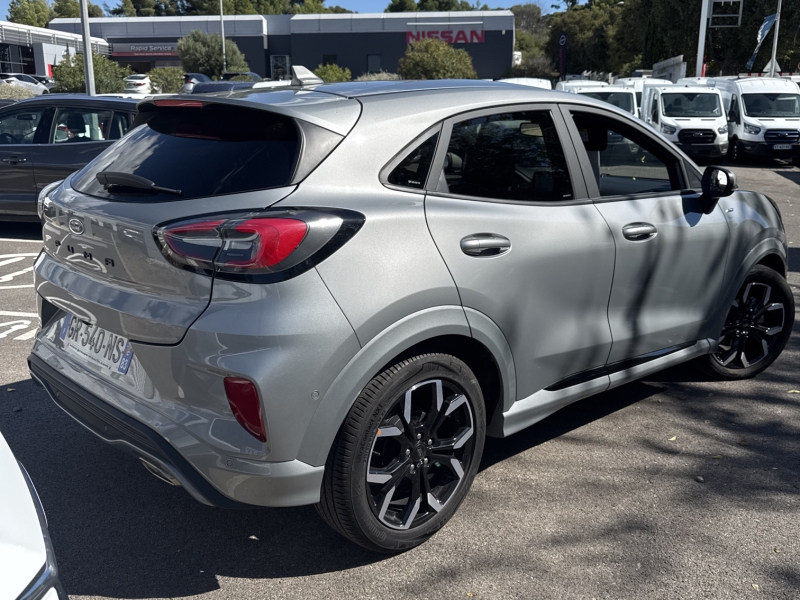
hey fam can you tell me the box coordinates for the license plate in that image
[59,314,133,374]
[773,144,792,150]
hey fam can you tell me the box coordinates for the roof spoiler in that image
[291,66,324,87]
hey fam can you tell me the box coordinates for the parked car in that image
[0,431,67,599]
[706,76,800,165]
[640,84,729,158]
[570,85,638,116]
[31,75,56,90]
[500,77,552,90]
[180,72,211,94]
[555,79,608,91]
[0,73,49,95]
[29,80,793,553]
[0,95,138,220]
[221,71,262,82]
[191,80,258,94]
[123,74,161,94]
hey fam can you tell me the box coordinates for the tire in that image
[316,354,486,553]
[699,265,795,380]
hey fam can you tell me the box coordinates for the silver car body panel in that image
[29,81,789,508]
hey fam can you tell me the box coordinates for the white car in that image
[123,74,161,94]
[0,73,49,95]
[0,432,66,600]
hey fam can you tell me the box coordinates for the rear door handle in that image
[460,234,511,257]
[2,156,26,164]
[622,222,657,241]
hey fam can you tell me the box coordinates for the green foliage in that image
[506,55,555,79]
[52,52,132,94]
[177,30,249,79]
[0,83,36,99]
[6,0,53,27]
[546,1,622,75]
[385,0,416,10]
[398,38,477,80]
[146,67,184,93]
[354,70,401,81]
[418,0,478,9]
[313,63,351,82]
[110,0,183,16]
[51,0,103,17]
[116,0,136,15]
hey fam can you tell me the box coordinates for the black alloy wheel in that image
[702,265,794,379]
[317,354,485,552]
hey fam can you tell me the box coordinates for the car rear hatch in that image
[37,92,361,345]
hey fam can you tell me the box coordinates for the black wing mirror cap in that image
[701,166,737,214]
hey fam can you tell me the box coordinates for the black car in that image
[0,95,138,221]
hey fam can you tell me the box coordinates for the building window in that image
[323,54,337,66]
[270,55,290,80]
[367,54,381,73]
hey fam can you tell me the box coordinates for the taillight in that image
[154,209,363,283]
[224,377,266,442]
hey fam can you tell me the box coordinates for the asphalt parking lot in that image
[0,162,797,600]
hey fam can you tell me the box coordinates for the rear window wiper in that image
[96,171,182,196]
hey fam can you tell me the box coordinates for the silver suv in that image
[29,81,794,552]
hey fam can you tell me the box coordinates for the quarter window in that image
[572,112,679,197]
[387,132,438,189]
[441,111,574,202]
[0,107,45,144]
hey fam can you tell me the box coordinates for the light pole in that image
[769,0,782,76]
[219,0,227,75]
[696,0,710,77]
[80,0,95,95]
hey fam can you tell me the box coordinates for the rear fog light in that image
[224,377,267,442]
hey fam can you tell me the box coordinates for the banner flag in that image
[746,14,777,71]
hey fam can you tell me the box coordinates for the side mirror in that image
[701,166,737,213]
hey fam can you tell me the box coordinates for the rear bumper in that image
[28,353,324,508]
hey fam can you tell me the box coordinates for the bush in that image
[52,53,133,94]
[354,70,401,81]
[505,55,556,80]
[146,67,184,93]
[0,83,36,100]
[398,38,477,80]
[177,30,249,80]
[313,63,351,83]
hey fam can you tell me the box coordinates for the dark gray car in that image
[28,81,794,552]
[0,96,137,220]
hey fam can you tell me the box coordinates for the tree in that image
[545,1,622,75]
[0,83,36,100]
[146,67,184,92]
[505,54,555,79]
[398,38,477,80]
[115,0,136,15]
[6,0,53,27]
[418,0,476,9]
[314,63,351,82]
[51,52,132,93]
[52,0,103,17]
[385,0,416,10]
[177,30,249,79]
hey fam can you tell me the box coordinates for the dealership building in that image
[48,11,515,80]
[0,20,108,75]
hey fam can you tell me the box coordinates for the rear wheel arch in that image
[757,253,786,278]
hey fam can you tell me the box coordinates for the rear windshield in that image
[742,93,800,117]
[72,105,299,202]
[662,93,722,117]
[580,91,634,113]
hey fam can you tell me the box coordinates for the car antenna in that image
[291,66,324,87]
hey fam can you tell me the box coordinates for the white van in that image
[555,80,608,92]
[500,77,552,90]
[707,77,800,164]
[640,85,729,158]
[616,77,672,110]
[570,86,638,116]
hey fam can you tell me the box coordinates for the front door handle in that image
[2,156,26,164]
[460,234,511,257]
[622,222,657,241]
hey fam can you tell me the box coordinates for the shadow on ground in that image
[0,221,41,241]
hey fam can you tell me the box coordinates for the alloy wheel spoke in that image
[399,471,423,530]
[368,458,410,488]
[421,380,446,437]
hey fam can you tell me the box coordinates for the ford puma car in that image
[29,81,793,552]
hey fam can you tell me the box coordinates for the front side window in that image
[441,110,573,202]
[52,108,113,143]
[742,93,800,117]
[0,107,45,144]
[573,112,677,197]
[662,93,722,117]
[387,133,438,189]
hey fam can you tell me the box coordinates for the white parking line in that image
[1,239,42,244]
[0,284,34,290]
[0,310,39,318]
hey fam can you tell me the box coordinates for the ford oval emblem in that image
[68,218,85,235]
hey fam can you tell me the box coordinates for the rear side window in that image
[387,133,438,189]
[72,105,299,202]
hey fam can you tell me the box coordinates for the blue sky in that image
[2,0,555,24]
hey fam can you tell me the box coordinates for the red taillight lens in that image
[158,219,224,270]
[218,218,308,270]
[223,377,266,442]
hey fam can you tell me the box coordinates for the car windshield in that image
[662,93,722,117]
[580,91,634,113]
[742,93,800,117]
